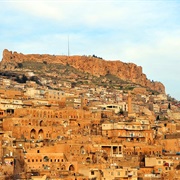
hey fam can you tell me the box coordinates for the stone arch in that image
[40,120,45,126]
[30,129,36,139]
[69,164,75,171]
[38,129,44,140]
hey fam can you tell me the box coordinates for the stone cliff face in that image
[1,49,165,93]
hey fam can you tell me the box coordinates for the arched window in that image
[38,129,44,140]
[86,157,91,163]
[40,120,44,126]
[80,146,86,154]
[30,129,36,139]
[69,164,75,171]
[43,156,49,162]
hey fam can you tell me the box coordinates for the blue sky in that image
[0,0,180,100]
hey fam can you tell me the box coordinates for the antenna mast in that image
[68,35,70,56]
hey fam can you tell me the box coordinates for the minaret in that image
[128,91,132,115]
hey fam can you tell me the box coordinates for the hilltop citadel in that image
[0,50,180,180]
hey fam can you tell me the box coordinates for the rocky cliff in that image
[1,49,165,93]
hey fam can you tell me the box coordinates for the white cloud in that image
[6,1,171,30]
[9,1,63,20]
